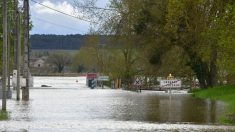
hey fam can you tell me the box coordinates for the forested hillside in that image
[30,34,107,50]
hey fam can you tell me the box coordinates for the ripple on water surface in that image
[0,76,234,132]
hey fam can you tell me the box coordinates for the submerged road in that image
[0,76,235,132]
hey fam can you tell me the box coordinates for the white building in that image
[31,58,45,68]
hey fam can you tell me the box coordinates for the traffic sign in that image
[134,76,142,86]
[97,76,109,81]
[160,80,181,88]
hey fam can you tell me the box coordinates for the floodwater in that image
[0,76,235,132]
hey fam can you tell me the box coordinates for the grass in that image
[0,110,8,121]
[192,85,235,124]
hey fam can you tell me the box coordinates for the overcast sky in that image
[30,0,108,35]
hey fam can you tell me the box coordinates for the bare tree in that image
[48,53,71,73]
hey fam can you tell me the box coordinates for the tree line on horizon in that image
[30,34,109,50]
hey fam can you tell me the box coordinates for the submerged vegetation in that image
[193,85,235,124]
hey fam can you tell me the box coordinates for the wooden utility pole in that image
[14,0,21,100]
[22,0,30,101]
[2,0,8,110]
[13,0,18,91]
[7,14,11,94]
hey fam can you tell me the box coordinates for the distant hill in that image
[30,34,87,50]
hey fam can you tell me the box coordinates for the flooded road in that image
[0,76,235,132]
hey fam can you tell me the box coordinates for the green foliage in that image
[74,0,235,87]
[158,46,193,77]
[0,0,26,74]
[73,36,139,81]
[216,3,235,78]
[0,110,9,120]
[72,48,97,72]
[193,85,235,99]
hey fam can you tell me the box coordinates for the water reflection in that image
[109,92,226,124]
[10,100,32,122]
[0,77,234,132]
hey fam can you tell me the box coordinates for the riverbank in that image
[0,111,8,121]
[192,85,235,124]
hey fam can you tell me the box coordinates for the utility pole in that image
[22,0,30,101]
[13,0,18,91]
[2,0,8,110]
[7,14,11,96]
[14,0,21,100]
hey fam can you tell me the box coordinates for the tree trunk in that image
[2,0,8,110]
[197,61,209,89]
[58,65,64,73]
[22,0,30,101]
[208,46,217,87]
[122,49,133,86]
[189,55,209,89]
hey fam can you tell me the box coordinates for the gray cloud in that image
[30,0,108,35]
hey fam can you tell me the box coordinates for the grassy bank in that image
[0,110,8,120]
[192,85,235,124]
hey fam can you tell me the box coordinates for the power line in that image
[30,0,93,23]
[73,4,117,11]
[77,6,117,11]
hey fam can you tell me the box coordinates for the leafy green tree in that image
[144,0,234,87]
[0,1,15,73]
[216,3,235,83]
[74,0,235,87]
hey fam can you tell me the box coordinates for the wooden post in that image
[115,79,118,89]
[14,0,21,100]
[22,0,30,101]
[2,0,8,110]
[7,14,11,94]
[118,79,121,88]
[13,0,18,90]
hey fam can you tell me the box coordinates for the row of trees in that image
[30,34,86,50]
[73,0,235,88]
